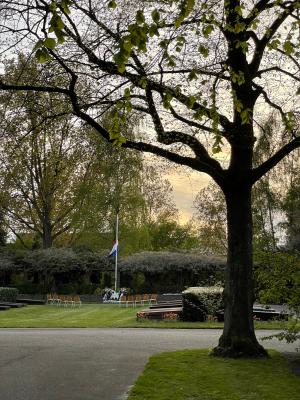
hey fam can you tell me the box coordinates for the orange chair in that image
[119,295,127,307]
[134,294,142,307]
[126,295,134,307]
[73,295,82,308]
[142,294,150,305]
[150,294,158,305]
[46,293,54,304]
[52,294,61,306]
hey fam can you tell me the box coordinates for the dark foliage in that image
[182,287,224,322]
[0,287,18,301]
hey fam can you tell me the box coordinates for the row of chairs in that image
[47,294,82,307]
[119,294,158,307]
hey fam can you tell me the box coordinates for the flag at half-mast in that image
[108,240,118,257]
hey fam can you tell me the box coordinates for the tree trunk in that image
[42,213,53,249]
[212,185,268,358]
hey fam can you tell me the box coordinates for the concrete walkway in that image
[0,328,298,400]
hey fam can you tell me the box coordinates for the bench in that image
[16,299,45,305]
[253,307,289,321]
[0,302,27,308]
[0,305,11,311]
[150,300,182,309]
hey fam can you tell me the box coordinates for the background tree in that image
[0,0,299,357]
[0,57,92,248]
[74,117,180,253]
[193,183,227,255]
[282,175,300,251]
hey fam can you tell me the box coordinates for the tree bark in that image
[212,184,268,358]
[42,213,53,249]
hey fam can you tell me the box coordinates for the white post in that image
[114,213,119,292]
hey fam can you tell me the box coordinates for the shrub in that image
[0,287,19,302]
[182,286,224,322]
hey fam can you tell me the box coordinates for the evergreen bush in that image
[182,287,224,321]
[0,287,19,302]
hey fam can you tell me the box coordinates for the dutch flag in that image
[108,240,118,257]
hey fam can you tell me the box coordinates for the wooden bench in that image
[16,299,45,305]
[0,302,27,308]
[252,307,289,321]
[150,300,182,309]
[0,305,11,311]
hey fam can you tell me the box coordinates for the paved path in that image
[0,328,298,400]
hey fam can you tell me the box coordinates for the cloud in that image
[165,170,211,223]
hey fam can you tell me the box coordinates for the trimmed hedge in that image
[0,287,19,302]
[182,286,224,321]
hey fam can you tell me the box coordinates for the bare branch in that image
[252,136,300,183]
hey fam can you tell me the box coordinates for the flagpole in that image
[114,212,119,292]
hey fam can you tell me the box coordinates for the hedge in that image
[0,287,19,302]
[182,286,224,321]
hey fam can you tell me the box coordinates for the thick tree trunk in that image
[212,185,268,358]
[42,214,53,249]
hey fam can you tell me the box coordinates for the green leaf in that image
[268,39,280,50]
[44,37,56,50]
[117,63,126,73]
[149,24,159,37]
[124,87,131,98]
[108,0,117,8]
[163,92,173,109]
[234,22,246,33]
[174,0,195,28]
[49,1,57,12]
[198,45,209,58]
[188,69,197,81]
[35,48,51,64]
[167,55,176,68]
[186,96,196,109]
[240,108,251,125]
[283,40,294,56]
[212,145,221,154]
[234,5,243,16]
[136,10,145,25]
[151,9,160,24]
[61,0,72,14]
[202,25,214,38]
[122,40,132,53]
[50,14,64,31]
[54,29,66,44]
[139,77,148,89]
[33,40,43,51]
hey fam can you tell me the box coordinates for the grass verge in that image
[127,349,300,400]
[0,304,293,329]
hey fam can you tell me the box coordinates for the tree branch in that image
[169,106,217,134]
[257,66,300,82]
[0,80,69,96]
[250,8,292,75]
[251,136,300,183]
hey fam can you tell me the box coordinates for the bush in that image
[182,286,224,322]
[0,287,19,302]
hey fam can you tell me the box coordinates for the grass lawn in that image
[0,304,292,329]
[127,349,300,400]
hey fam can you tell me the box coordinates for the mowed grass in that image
[128,349,300,400]
[0,304,291,329]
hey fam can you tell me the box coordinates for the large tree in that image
[0,0,299,357]
[0,57,93,248]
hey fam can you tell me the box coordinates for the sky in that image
[165,168,211,223]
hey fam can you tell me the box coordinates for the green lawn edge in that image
[127,349,300,400]
[0,304,293,329]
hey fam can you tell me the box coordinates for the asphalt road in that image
[0,328,299,400]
